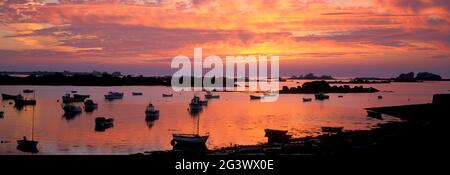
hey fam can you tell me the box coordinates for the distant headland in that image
[0,71,448,86]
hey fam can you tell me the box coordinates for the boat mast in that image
[197,115,200,136]
[31,105,35,141]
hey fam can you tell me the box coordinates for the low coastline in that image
[135,96,449,159]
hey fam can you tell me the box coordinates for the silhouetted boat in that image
[172,134,209,144]
[145,103,160,119]
[315,92,330,100]
[321,127,344,133]
[17,105,38,153]
[17,137,38,153]
[105,92,124,100]
[205,91,220,99]
[338,95,344,98]
[63,104,82,115]
[14,95,36,106]
[303,98,312,102]
[132,92,143,96]
[2,93,19,100]
[162,93,173,97]
[173,104,209,146]
[84,99,98,112]
[0,111,4,118]
[73,94,90,99]
[71,91,77,93]
[378,95,383,99]
[23,89,34,93]
[367,110,383,120]
[189,96,203,112]
[250,95,263,100]
[62,93,88,103]
[95,117,114,128]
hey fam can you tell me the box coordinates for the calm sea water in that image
[0,81,449,155]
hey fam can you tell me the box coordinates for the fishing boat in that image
[189,96,203,112]
[250,95,263,100]
[378,95,383,99]
[303,98,312,102]
[367,110,383,120]
[204,91,220,99]
[104,92,124,100]
[2,93,19,100]
[162,93,173,97]
[95,117,114,128]
[132,92,143,96]
[23,89,34,93]
[84,99,98,112]
[71,91,78,93]
[321,127,344,133]
[17,105,38,153]
[0,111,4,118]
[145,103,160,119]
[315,92,330,100]
[338,95,344,98]
[63,104,82,115]
[14,95,36,106]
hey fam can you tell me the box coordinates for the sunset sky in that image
[0,0,449,77]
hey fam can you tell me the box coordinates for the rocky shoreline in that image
[135,94,449,159]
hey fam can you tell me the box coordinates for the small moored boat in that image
[378,95,383,99]
[84,99,98,112]
[23,89,34,93]
[0,111,4,118]
[303,98,312,102]
[250,95,263,100]
[189,96,203,112]
[205,91,219,99]
[17,137,38,153]
[172,134,209,144]
[162,93,173,97]
[14,95,36,106]
[95,117,114,128]
[63,104,82,115]
[145,103,160,119]
[315,92,330,100]
[132,92,143,96]
[62,93,88,103]
[2,93,19,100]
[105,92,124,100]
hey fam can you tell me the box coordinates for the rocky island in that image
[280,81,379,94]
